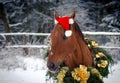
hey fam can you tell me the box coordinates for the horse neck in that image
[73,23,93,66]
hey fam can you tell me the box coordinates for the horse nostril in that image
[48,62,55,69]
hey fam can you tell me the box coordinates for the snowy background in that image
[0,47,120,83]
[0,0,120,83]
[0,49,120,83]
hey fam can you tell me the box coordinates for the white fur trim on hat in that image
[54,19,58,24]
[65,30,72,37]
[69,18,74,24]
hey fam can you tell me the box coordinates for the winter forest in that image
[0,0,120,83]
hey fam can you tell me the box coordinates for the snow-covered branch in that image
[9,23,22,27]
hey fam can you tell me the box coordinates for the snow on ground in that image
[0,48,120,83]
[104,61,120,83]
[0,62,120,83]
[0,48,48,83]
[0,48,47,70]
[0,69,46,83]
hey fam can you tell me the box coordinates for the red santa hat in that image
[55,16,74,37]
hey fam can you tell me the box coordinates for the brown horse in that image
[47,11,94,72]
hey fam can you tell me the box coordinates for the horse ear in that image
[54,10,59,19]
[70,11,76,19]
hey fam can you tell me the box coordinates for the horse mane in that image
[72,21,94,66]
[73,22,85,42]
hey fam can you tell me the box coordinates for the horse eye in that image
[63,35,67,40]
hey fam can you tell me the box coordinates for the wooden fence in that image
[0,32,120,49]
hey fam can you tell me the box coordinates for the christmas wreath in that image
[45,37,113,83]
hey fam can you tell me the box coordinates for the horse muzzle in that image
[47,62,60,72]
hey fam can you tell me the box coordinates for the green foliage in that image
[93,47,114,64]
[64,77,78,83]
[64,70,79,83]
[46,71,57,80]
[87,72,103,83]
[85,38,114,77]
[96,66,109,77]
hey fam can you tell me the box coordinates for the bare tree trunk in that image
[0,3,11,42]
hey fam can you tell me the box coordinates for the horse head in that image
[47,11,94,72]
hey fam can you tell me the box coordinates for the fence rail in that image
[0,32,120,49]
[0,32,120,36]
[0,33,50,36]
[4,45,120,49]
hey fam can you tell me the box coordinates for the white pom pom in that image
[65,30,72,37]
[54,19,58,24]
[69,18,74,24]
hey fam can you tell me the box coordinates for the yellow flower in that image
[72,68,81,81]
[72,65,90,82]
[91,68,103,80]
[79,65,87,71]
[57,67,69,83]
[81,80,87,83]
[96,52,104,58]
[91,41,98,47]
[97,60,108,68]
